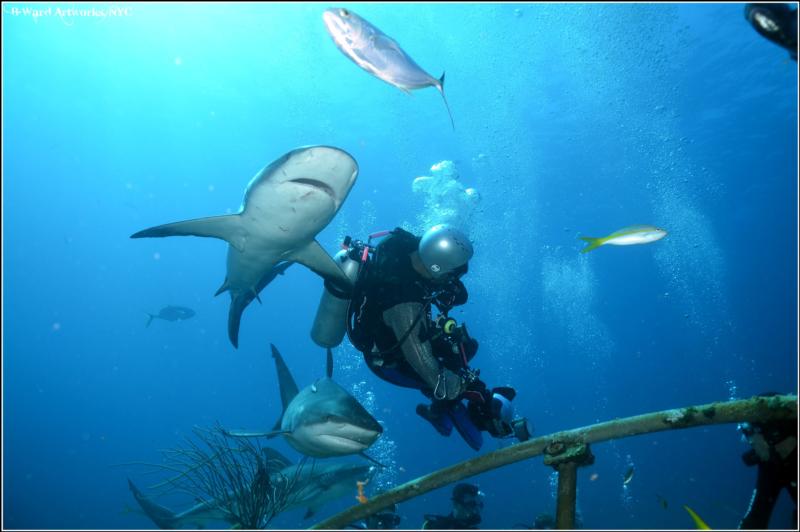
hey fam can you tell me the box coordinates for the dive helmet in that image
[492,393,515,425]
[418,224,474,279]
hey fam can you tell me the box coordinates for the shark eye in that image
[340,8,350,17]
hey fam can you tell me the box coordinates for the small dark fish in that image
[623,466,634,485]
[657,494,668,510]
[145,305,196,327]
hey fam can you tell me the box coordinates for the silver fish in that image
[323,7,455,129]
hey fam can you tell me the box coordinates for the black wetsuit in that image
[349,228,470,392]
[422,513,480,530]
[738,419,798,529]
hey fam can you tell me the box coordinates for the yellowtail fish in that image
[322,7,455,129]
[683,505,711,529]
[579,225,667,253]
[623,466,634,485]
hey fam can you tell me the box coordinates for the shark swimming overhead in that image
[130,146,358,348]
[322,7,455,129]
[224,344,383,460]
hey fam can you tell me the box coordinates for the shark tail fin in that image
[127,478,179,529]
[227,292,253,349]
[437,71,455,131]
[579,236,605,253]
[131,214,247,253]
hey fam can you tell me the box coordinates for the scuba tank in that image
[310,246,361,348]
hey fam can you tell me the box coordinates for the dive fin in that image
[326,348,334,379]
[287,240,353,293]
[437,72,455,131]
[271,344,300,409]
[145,313,155,328]
[579,236,605,253]
[131,214,247,253]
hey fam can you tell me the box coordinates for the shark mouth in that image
[289,178,336,200]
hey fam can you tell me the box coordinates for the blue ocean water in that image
[2,2,797,530]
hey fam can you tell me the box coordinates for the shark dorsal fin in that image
[261,447,293,473]
[326,348,333,379]
[270,344,299,412]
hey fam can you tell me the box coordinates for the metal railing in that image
[311,394,798,530]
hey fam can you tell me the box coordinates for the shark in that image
[224,343,383,461]
[280,457,375,519]
[130,146,358,348]
[127,450,375,528]
[127,478,233,529]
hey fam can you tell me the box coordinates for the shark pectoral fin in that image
[579,236,604,253]
[359,452,386,468]
[131,214,247,253]
[288,240,353,292]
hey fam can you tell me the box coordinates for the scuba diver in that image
[423,483,485,529]
[745,3,798,61]
[737,393,798,529]
[310,224,531,451]
[347,503,402,529]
